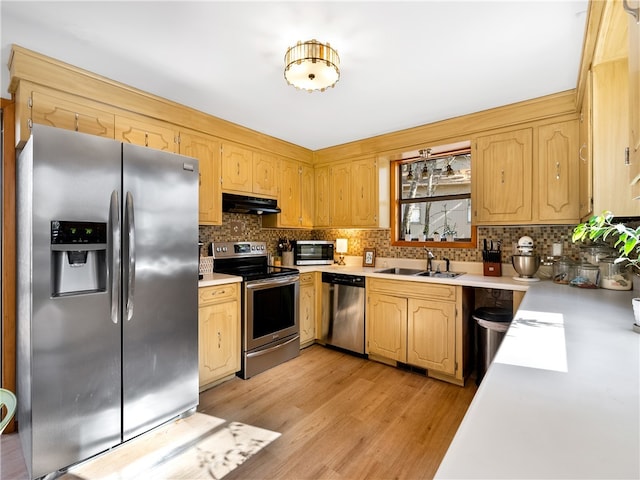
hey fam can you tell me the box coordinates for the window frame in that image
[390,149,476,249]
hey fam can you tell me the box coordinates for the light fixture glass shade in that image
[284,39,340,92]
[335,238,348,254]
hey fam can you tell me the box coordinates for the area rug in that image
[60,412,280,480]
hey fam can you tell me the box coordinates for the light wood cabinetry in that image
[474,121,580,225]
[253,152,279,198]
[323,156,378,228]
[592,59,637,216]
[579,71,594,219]
[629,8,640,200]
[28,88,115,138]
[351,157,378,226]
[407,297,456,374]
[367,292,407,362]
[299,272,316,347]
[536,120,580,222]
[278,158,302,227]
[198,283,241,390]
[474,128,533,224]
[262,159,314,228]
[115,114,178,152]
[330,162,352,226]
[366,278,468,384]
[314,165,331,227]
[300,163,315,228]
[180,130,222,225]
[221,142,253,193]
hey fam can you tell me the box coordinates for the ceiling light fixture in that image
[284,39,340,92]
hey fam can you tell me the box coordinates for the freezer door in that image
[122,143,199,441]
[18,125,122,479]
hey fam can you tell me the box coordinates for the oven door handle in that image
[245,275,300,290]
[246,335,300,359]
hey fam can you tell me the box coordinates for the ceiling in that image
[0,1,589,151]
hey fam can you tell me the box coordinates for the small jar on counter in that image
[570,262,600,288]
[599,257,633,290]
[552,256,575,285]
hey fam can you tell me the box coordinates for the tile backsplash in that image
[199,213,587,263]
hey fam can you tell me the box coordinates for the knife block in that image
[483,261,502,277]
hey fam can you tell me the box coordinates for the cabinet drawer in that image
[367,278,456,302]
[299,272,314,285]
[199,283,239,305]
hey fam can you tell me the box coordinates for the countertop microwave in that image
[293,240,334,265]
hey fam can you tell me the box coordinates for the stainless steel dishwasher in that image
[321,272,366,355]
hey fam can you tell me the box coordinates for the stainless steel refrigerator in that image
[16,124,199,479]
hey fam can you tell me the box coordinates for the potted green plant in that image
[573,212,640,330]
[572,211,640,271]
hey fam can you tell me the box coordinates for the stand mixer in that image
[512,235,541,282]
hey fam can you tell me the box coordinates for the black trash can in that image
[473,307,512,385]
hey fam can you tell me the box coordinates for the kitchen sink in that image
[415,271,465,278]
[374,267,425,275]
[374,267,465,279]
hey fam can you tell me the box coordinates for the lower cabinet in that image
[366,278,471,385]
[299,272,316,347]
[198,282,241,390]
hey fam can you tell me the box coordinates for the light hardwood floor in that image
[1,345,477,479]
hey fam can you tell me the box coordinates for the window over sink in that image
[391,140,476,248]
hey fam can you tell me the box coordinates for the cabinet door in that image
[221,143,253,193]
[330,163,352,226]
[253,152,278,197]
[300,163,315,228]
[592,60,637,216]
[366,293,407,362]
[299,278,315,345]
[629,11,640,201]
[115,115,177,152]
[579,71,594,219]
[475,128,532,223]
[314,165,331,227]
[351,157,378,226]
[181,130,222,225]
[537,120,579,222]
[31,90,114,138]
[198,299,240,387]
[277,159,302,227]
[407,298,456,375]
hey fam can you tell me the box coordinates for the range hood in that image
[222,193,281,215]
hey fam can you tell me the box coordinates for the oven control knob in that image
[261,245,265,250]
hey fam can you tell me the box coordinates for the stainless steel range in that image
[210,241,300,379]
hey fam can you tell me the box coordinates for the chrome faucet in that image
[425,249,435,272]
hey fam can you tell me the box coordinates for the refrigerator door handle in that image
[125,191,136,321]
[109,190,121,324]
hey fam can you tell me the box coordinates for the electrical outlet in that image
[229,221,244,234]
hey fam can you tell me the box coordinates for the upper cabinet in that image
[314,165,331,227]
[15,83,115,140]
[474,128,533,224]
[262,158,314,229]
[180,130,222,226]
[579,70,594,219]
[628,4,640,201]
[473,120,580,225]
[536,120,579,222]
[589,0,638,216]
[115,114,178,152]
[221,143,253,193]
[319,156,379,228]
[253,152,279,198]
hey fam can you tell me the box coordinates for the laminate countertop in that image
[435,281,640,479]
